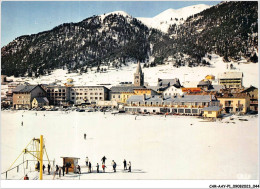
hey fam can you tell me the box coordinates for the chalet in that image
[13,85,46,109]
[240,86,258,112]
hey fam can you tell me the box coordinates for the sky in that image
[1,1,220,47]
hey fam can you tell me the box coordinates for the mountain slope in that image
[137,4,210,32]
[153,1,258,66]
[1,2,258,77]
[1,13,163,77]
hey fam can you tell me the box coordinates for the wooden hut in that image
[61,157,80,173]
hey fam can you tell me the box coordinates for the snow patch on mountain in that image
[137,4,211,32]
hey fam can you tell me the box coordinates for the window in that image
[118,95,120,98]
[90,97,93,99]
[113,95,115,98]
[99,93,102,95]
[95,93,98,95]
[80,93,82,95]
[99,97,102,100]
[63,89,65,92]
[72,93,75,95]
[95,97,98,100]
[72,97,74,100]
[208,111,212,114]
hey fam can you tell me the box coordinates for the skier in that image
[36,161,40,171]
[135,115,138,120]
[88,162,92,173]
[123,159,127,170]
[43,164,45,173]
[56,165,59,175]
[101,156,107,164]
[128,161,131,172]
[48,164,51,175]
[84,133,86,140]
[58,166,61,177]
[62,165,65,176]
[96,163,99,173]
[85,156,89,167]
[102,163,106,173]
[21,121,23,126]
[113,161,117,172]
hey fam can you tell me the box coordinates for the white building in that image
[163,86,183,97]
[70,86,109,105]
[218,72,243,88]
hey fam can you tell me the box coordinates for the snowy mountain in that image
[137,4,211,32]
[1,1,258,78]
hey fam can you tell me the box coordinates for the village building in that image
[217,93,250,114]
[125,94,219,115]
[218,72,243,88]
[163,85,184,97]
[202,106,222,118]
[197,80,212,91]
[240,86,258,112]
[70,86,109,105]
[32,97,49,108]
[46,86,70,106]
[13,85,46,109]
[110,86,145,103]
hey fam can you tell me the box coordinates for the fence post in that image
[26,160,28,169]
[17,165,19,173]
[6,171,7,180]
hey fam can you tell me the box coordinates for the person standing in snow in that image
[101,156,107,164]
[96,163,99,173]
[21,121,23,126]
[88,162,92,173]
[48,164,50,175]
[56,165,59,175]
[77,165,81,174]
[102,163,106,173]
[58,166,61,177]
[123,159,127,170]
[85,156,89,167]
[128,161,131,172]
[43,164,45,173]
[62,164,65,176]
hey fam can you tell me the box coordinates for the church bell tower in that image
[134,62,144,86]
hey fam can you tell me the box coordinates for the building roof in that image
[135,62,143,75]
[208,85,225,92]
[13,85,38,93]
[198,80,211,86]
[202,106,221,111]
[173,95,215,103]
[240,86,258,93]
[217,93,248,98]
[34,97,49,103]
[218,72,243,79]
[110,86,145,93]
[157,78,181,88]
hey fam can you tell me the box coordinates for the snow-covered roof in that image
[13,85,38,93]
[218,72,243,79]
[34,97,49,103]
[202,106,221,111]
[183,81,200,88]
[110,86,145,93]
[173,95,215,103]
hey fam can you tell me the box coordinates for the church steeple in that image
[134,62,144,86]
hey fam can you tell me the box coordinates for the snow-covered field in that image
[5,54,258,90]
[1,110,258,180]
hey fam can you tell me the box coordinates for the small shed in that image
[202,106,222,118]
[61,157,80,173]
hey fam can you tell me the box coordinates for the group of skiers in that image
[85,156,131,173]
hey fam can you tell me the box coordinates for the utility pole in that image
[40,135,43,180]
